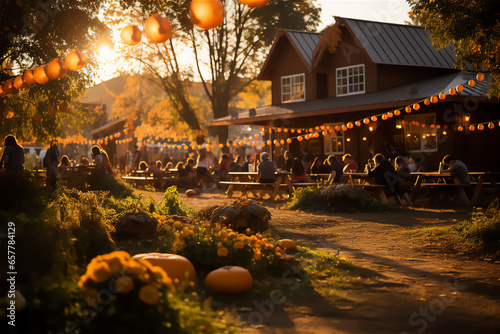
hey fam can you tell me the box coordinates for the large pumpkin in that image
[240,0,270,8]
[46,58,68,79]
[132,253,196,285]
[204,266,253,293]
[144,14,172,43]
[277,239,296,250]
[33,65,50,84]
[65,49,88,71]
[190,0,224,30]
[120,25,142,46]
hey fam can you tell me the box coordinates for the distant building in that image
[212,17,500,171]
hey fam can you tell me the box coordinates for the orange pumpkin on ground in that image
[186,189,197,197]
[204,266,253,293]
[277,239,296,250]
[132,253,196,285]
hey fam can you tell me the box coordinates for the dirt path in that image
[139,190,500,333]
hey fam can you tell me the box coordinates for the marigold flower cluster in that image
[78,251,175,305]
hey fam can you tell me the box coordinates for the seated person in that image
[58,155,70,177]
[148,160,166,178]
[310,156,327,174]
[342,154,359,173]
[174,161,185,176]
[182,158,195,177]
[442,155,470,185]
[394,156,413,206]
[219,154,231,175]
[257,152,275,183]
[291,158,307,183]
[138,161,148,171]
[324,155,343,183]
[230,155,247,172]
[80,157,90,166]
[368,154,397,187]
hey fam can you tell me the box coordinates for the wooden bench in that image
[352,184,391,204]
[219,181,291,200]
[291,183,318,187]
[122,175,155,188]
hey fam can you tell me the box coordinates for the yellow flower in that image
[233,241,244,250]
[173,239,186,252]
[218,230,228,239]
[181,227,193,238]
[256,233,263,239]
[124,261,147,276]
[217,241,224,248]
[90,262,113,283]
[217,247,229,257]
[114,276,134,293]
[254,250,261,260]
[78,274,90,288]
[139,285,161,305]
[151,268,175,291]
[109,251,131,261]
[172,221,183,230]
[245,228,252,235]
[106,256,126,273]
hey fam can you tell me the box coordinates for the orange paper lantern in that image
[34,65,50,84]
[341,125,347,131]
[456,84,464,93]
[457,126,463,131]
[347,122,354,129]
[439,92,446,100]
[286,138,292,144]
[65,49,88,71]
[424,98,430,105]
[121,25,142,46]
[355,121,361,127]
[14,75,27,89]
[46,58,68,79]
[394,110,401,116]
[476,73,484,81]
[469,125,475,131]
[23,69,37,85]
[468,79,475,87]
[478,124,485,131]
[190,0,224,30]
[405,106,412,113]
[371,116,378,122]
[145,14,172,43]
[240,0,270,8]
[413,103,420,111]
[2,80,17,94]
[363,118,370,124]
[488,122,494,129]
[430,96,438,103]
[381,114,388,121]
[449,88,456,95]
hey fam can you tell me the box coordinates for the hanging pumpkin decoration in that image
[23,69,37,85]
[3,79,17,94]
[144,14,172,43]
[204,266,253,293]
[14,75,27,89]
[277,239,297,250]
[65,49,88,71]
[240,0,270,8]
[190,0,224,30]
[46,58,68,79]
[120,25,142,46]
[34,66,50,84]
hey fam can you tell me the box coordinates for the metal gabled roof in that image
[285,30,321,69]
[341,17,456,68]
[212,71,492,125]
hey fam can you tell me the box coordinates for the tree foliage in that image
[107,0,321,141]
[0,0,109,142]
[409,0,500,96]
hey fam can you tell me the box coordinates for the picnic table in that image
[345,172,391,204]
[220,171,316,200]
[309,173,331,182]
[469,172,500,205]
[411,172,471,206]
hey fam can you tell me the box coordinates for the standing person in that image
[257,152,275,183]
[196,149,213,189]
[45,140,60,187]
[0,135,25,172]
[58,155,71,177]
[132,144,142,171]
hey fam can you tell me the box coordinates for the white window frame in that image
[404,113,438,153]
[281,73,306,103]
[336,64,365,97]
[324,123,345,155]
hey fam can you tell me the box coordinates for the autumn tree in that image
[409,0,500,96]
[111,0,321,142]
[0,0,109,142]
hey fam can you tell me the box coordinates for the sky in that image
[317,0,412,28]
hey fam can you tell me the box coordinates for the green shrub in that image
[157,186,188,216]
[286,184,396,212]
[87,174,134,198]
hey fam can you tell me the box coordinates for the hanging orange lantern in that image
[355,121,361,127]
[478,124,485,131]
[121,25,142,46]
[266,140,272,145]
[329,128,335,134]
[14,75,27,89]
[65,49,88,71]
[363,118,370,124]
[313,132,319,138]
[34,65,50,84]
[3,79,17,94]
[341,125,348,131]
[449,88,456,95]
[430,96,438,103]
[488,122,494,129]
[413,103,420,111]
[394,110,401,116]
[254,134,259,139]
[388,112,394,118]
[286,138,292,144]
[190,0,224,30]
[469,125,475,131]
[145,14,172,43]
[424,98,430,105]
[297,129,302,134]
[322,131,327,136]
[23,69,37,85]
[438,92,446,100]
[476,73,484,81]
[347,122,354,129]
[457,126,463,131]
[456,84,464,93]
[280,139,285,145]
[381,114,388,121]
[46,58,68,79]
[335,125,341,131]
[239,0,270,8]
[371,116,378,122]
[405,106,412,113]
[297,136,303,141]
[468,79,475,87]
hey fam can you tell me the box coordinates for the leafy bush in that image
[286,184,396,212]
[157,186,188,216]
[87,173,134,198]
